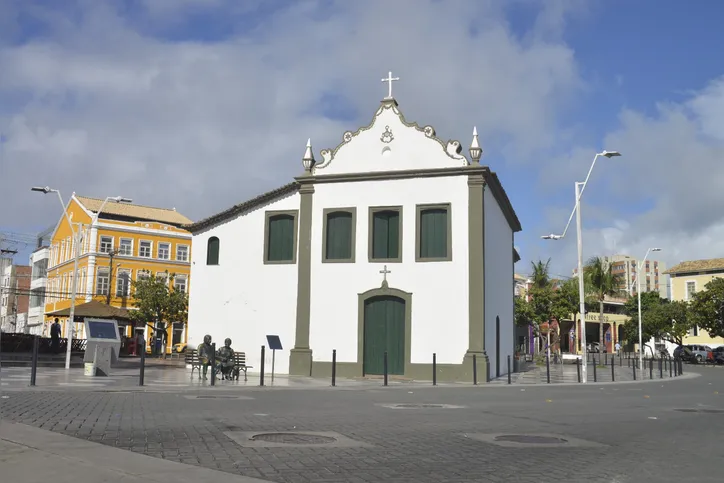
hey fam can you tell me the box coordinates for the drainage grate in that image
[495,435,568,444]
[674,408,724,414]
[250,433,337,445]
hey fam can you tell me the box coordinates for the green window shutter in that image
[419,208,447,258]
[206,237,220,265]
[325,212,352,260]
[267,215,295,261]
[372,211,399,259]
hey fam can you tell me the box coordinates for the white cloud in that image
[0,0,584,231]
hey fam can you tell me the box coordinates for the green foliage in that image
[620,293,692,345]
[689,278,724,338]
[130,273,188,331]
[514,296,534,326]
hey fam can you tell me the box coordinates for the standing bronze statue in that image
[197,334,214,380]
[217,338,235,380]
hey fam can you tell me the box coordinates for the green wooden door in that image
[363,296,405,375]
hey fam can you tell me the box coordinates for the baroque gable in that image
[311,99,470,176]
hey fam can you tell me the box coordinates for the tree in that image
[689,277,724,338]
[584,256,624,349]
[130,273,188,357]
[620,293,693,348]
[514,296,534,327]
[551,277,580,323]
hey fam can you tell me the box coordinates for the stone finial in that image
[302,138,316,172]
[469,126,482,164]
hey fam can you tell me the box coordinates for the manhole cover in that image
[395,403,446,408]
[380,403,466,409]
[495,435,568,444]
[250,433,337,444]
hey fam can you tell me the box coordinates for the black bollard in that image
[593,355,597,382]
[432,353,437,386]
[473,354,478,385]
[30,335,39,386]
[507,355,512,385]
[210,343,216,386]
[605,352,608,365]
[383,351,388,386]
[139,338,146,386]
[679,358,684,375]
[649,357,653,380]
[627,357,630,368]
[331,349,337,387]
[669,358,673,378]
[577,357,582,383]
[259,345,265,386]
[546,354,550,384]
[659,358,663,379]
[611,355,615,382]
[633,358,637,380]
[619,353,622,366]
[674,358,678,377]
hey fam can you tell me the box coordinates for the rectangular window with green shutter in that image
[415,203,452,262]
[369,206,403,262]
[323,207,356,262]
[264,210,298,264]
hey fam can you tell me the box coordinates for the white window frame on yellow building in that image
[99,235,114,254]
[96,267,110,295]
[685,280,697,300]
[139,240,153,258]
[158,242,171,260]
[176,244,189,262]
[119,237,134,256]
[116,268,132,297]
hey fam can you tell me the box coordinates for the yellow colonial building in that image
[44,194,193,353]
[664,258,724,347]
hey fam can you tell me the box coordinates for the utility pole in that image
[105,248,121,305]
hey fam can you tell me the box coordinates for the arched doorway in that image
[363,295,406,375]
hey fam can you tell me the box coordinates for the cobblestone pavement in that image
[1,366,722,483]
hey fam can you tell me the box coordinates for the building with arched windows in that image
[186,87,521,382]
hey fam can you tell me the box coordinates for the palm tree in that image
[584,256,624,352]
[530,259,551,289]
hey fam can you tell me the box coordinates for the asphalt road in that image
[1,367,722,483]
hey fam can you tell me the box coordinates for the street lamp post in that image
[541,150,621,383]
[637,247,662,371]
[32,187,131,370]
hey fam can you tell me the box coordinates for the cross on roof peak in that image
[381,71,400,100]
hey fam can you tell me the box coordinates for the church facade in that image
[186,87,522,382]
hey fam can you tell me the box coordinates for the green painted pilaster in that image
[289,182,314,375]
[465,174,488,379]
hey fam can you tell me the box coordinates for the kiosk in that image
[83,318,122,377]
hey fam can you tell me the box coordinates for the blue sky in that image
[1,0,723,277]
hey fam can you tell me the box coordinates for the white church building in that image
[186,75,522,382]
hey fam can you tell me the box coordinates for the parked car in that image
[674,344,713,363]
[712,346,724,364]
[173,343,187,354]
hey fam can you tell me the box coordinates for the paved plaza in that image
[1,364,723,483]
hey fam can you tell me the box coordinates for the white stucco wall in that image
[309,176,469,366]
[187,191,301,374]
[483,186,514,378]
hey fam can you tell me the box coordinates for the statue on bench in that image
[217,338,236,380]
[197,334,214,380]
